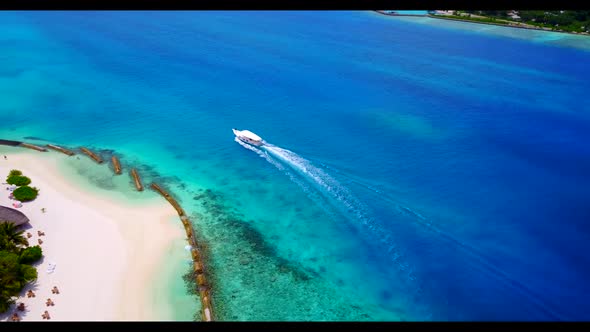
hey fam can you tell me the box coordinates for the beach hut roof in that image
[0,205,30,227]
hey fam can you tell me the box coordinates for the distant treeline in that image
[464,10,590,33]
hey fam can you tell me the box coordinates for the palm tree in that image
[0,223,38,314]
[0,293,15,313]
[0,251,37,313]
[0,222,27,252]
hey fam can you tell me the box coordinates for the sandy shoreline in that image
[0,147,186,321]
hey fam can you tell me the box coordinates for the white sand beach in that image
[0,148,185,321]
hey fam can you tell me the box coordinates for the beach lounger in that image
[47,262,57,274]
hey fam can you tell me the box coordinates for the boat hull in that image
[233,129,264,146]
[237,136,264,146]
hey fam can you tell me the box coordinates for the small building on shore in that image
[509,14,521,20]
[0,205,30,227]
[508,10,521,20]
[433,10,455,16]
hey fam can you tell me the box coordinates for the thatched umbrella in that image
[0,205,30,227]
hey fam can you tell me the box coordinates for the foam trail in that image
[234,138,336,218]
[259,142,565,320]
[236,139,404,260]
[260,143,418,280]
[263,144,375,224]
[333,167,567,320]
[235,139,434,316]
[343,173,567,321]
[234,137,285,171]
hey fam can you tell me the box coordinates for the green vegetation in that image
[0,223,40,312]
[6,175,31,187]
[12,186,39,202]
[461,10,590,33]
[0,223,28,252]
[19,246,43,265]
[8,170,22,177]
[517,11,590,32]
[444,14,503,25]
[6,169,40,202]
[0,170,44,312]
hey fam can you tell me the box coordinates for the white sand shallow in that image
[0,148,185,321]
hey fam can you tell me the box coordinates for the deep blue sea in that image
[1,11,590,321]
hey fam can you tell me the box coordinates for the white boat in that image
[233,128,264,146]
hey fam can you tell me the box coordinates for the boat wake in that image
[236,137,568,320]
[326,166,568,320]
[234,137,342,220]
[234,138,420,288]
[262,144,378,232]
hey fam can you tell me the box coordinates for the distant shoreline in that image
[373,11,590,38]
[427,14,590,37]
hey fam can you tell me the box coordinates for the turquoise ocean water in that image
[1,11,590,321]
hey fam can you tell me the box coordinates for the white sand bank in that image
[0,148,186,321]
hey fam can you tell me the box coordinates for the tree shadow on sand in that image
[0,280,42,321]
